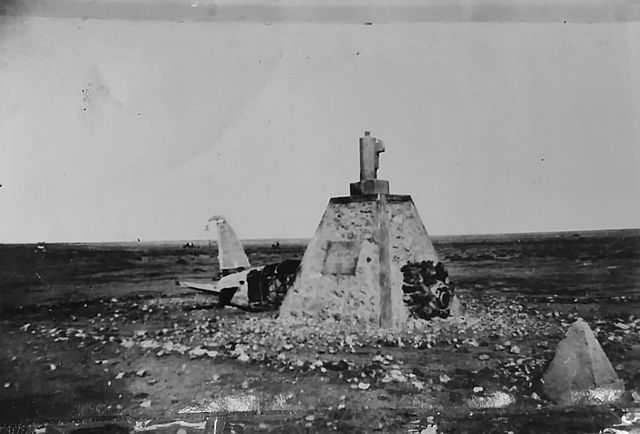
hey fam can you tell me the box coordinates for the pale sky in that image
[1,0,639,243]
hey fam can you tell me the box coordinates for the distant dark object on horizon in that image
[35,242,46,254]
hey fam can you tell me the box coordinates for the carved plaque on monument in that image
[322,240,362,275]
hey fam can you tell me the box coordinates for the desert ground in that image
[1,230,639,433]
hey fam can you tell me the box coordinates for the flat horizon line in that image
[2,227,638,246]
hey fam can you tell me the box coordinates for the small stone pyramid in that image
[541,319,624,403]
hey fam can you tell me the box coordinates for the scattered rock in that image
[465,338,479,347]
[439,374,452,384]
[419,424,439,434]
[188,347,218,359]
[136,369,147,377]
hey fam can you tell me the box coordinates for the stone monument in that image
[279,132,454,329]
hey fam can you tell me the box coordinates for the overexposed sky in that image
[1,0,639,242]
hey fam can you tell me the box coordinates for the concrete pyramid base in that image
[542,319,624,404]
[278,194,443,329]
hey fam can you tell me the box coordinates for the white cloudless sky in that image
[1,0,639,242]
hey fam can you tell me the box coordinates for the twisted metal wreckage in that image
[177,216,300,311]
[178,217,454,320]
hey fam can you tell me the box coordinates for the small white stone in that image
[439,374,451,384]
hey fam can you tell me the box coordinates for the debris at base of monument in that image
[401,261,455,320]
[541,319,624,404]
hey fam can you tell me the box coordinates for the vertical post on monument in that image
[351,131,389,196]
[377,193,392,328]
[351,131,393,328]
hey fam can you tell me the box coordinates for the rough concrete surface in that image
[279,195,441,329]
[541,319,624,403]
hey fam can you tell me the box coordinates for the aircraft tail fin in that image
[206,216,251,272]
